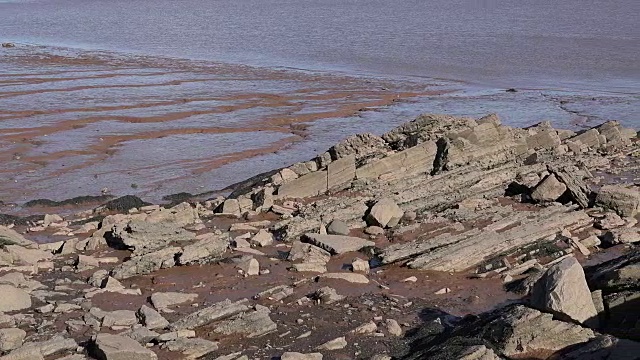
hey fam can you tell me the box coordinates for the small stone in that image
[316,336,347,350]
[366,198,404,228]
[313,287,344,304]
[580,235,601,248]
[402,276,417,283]
[250,229,274,247]
[137,305,170,330]
[531,174,567,203]
[402,211,417,222]
[352,321,377,334]
[531,256,597,325]
[351,258,370,273]
[384,319,402,336]
[326,220,350,236]
[220,199,241,217]
[435,287,451,295]
[237,257,260,276]
[364,226,384,235]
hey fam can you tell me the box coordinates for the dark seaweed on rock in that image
[162,192,195,203]
[24,195,114,208]
[0,213,44,226]
[102,195,150,213]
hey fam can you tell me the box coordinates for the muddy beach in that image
[2,43,639,211]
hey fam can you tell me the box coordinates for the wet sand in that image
[2,44,639,210]
[0,45,444,206]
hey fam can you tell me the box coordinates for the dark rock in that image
[24,195,114,208]
[103,195,150,213]
[162,192,194,204]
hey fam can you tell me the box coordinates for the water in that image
[1,0,638,91]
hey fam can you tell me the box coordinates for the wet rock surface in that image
[1,114,639,359]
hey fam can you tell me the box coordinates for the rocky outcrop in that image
[380,205,591,271]
[585,248,640,341]
[401,305,595,360]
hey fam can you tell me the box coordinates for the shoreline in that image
[1,43,640,210]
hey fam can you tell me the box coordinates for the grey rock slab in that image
[326,220,350,236]
[281,353,323,360]
[0,226,34,247]
[162,338,219,359]
[151,292,198,312]
[0,285,31,312]
[171,299,250,330]
[302,233,374,255]
[320,272,369,284]
[111,246,180,280]
[137,305,169,330]
[0,328,26,352]
[213,306,276,338]
[596,185,640,217]
[90,333,157,360]
[179,234,228,265]
[316,336,347,350]
[101,310,138,328]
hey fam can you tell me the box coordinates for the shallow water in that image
[2,0,638,91]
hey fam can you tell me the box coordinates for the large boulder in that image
[530,174,567,203]
[90,333,157,360]
[366,198,404,228]
[0,226,34,246]
[596,185,640,217]
[108,220,194,253]
[178,234,228,265]
[0,285,31,312]
[531,257,598,325]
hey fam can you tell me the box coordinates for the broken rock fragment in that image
[366,198,404,228]
[530,174,566,203]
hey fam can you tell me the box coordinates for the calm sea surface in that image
[1,0,639,91]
